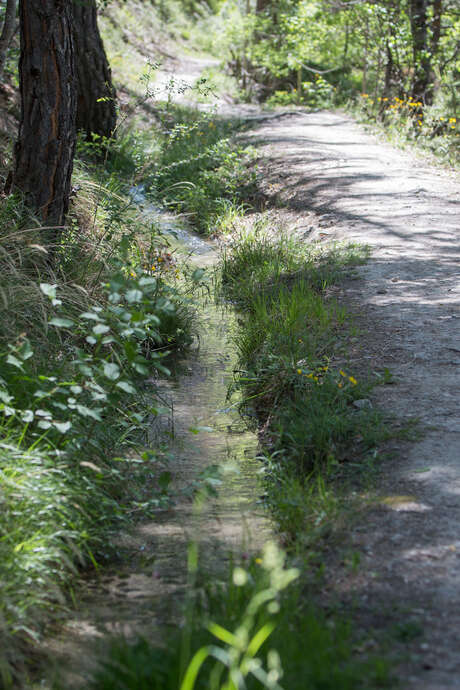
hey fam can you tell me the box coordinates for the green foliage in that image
[352,93,459,166]
[211,0,459,163]
[91,543,390,690]
[150,106,257,235]
[0,135,199,684]
[218,227,387,540]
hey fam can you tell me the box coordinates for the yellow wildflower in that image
[349,376,357,385]
[297,369,302,375]
[339,370,346,377]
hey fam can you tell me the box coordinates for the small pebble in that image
[353,399,373,410]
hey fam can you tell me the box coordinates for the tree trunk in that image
[409,0,432,103]
[0,0,17,80]
[12,0,77,229]
[430,0,442,56]
[73,0,116,140]
[256,0,270,11]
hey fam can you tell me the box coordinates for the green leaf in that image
[18,340,34,361]
[77,364,93,377]
[76,404,102,421]
[246,622,276,657]
[103,362,120,380]
[189,426,214,434]
[0,390,13,404]
[37,420,52,430]
[208,622,239,647]
[158,471,172,489]
[80,311,102,321]
[21,410,34,423]
[179,646,211,690]
[49,317,75,328]
[6,354,24,370]
[35,409,51,418]
[138,276,157,287]
[116,380,136,394]
[93,323,110,335]
[192,268,206,282]
[53,421,72,434]
[126,289,143,304]
[133,361,149,375]
[40,283,57,298]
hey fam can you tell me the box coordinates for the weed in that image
[90,543,391,690]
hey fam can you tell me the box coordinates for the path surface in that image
[242,110,460,688]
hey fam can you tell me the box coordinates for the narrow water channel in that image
[41,197,271,688]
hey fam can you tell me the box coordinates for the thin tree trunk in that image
[73,0,116,140]
[256,0,270,11]
[12,0,76,229]
[409,0,432,103]
[362,15,369,94]
[431,0,442,56]
[0,0,17,80]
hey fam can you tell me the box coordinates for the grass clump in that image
[90,543,391,690]
[218,225,385,541]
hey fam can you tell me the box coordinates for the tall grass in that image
[218,227,388,542]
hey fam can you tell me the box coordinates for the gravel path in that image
[245,109,460,688]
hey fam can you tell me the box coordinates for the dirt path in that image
[242,109,460,688]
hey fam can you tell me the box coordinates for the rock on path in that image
[244,109,460,689]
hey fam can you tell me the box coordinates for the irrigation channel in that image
[42,191,272,687]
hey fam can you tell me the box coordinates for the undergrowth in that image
[90,543,391,690]
[350,93,459,168]
[218,224,391,543]
[0,21,257,681]
[0,155,199,686]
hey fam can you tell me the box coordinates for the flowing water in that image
[41,193,271,687]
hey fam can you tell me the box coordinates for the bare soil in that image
[243,109,460,689]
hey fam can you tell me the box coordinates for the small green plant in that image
[91,541,391,690]
[180,542,298,690]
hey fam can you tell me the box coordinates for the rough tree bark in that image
[12,0,76,228]
[0,0,17,80]
[73,0,116,140]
